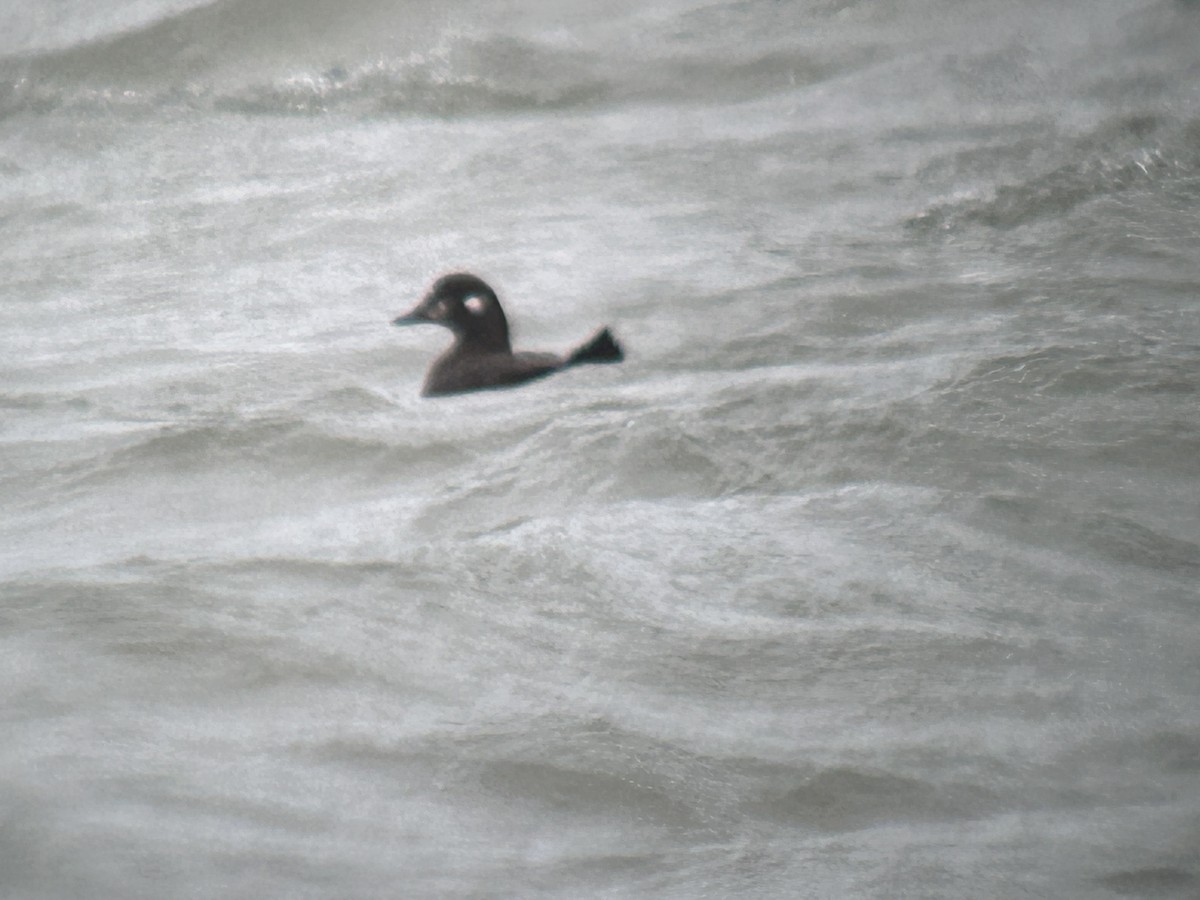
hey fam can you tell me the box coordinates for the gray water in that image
[2,1,1199,897]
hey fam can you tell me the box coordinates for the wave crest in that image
[0,0,834,119]
[908,115,1200,231]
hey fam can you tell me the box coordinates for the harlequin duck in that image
[392,273,623,397]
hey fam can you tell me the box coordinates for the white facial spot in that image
[464,295,487,316]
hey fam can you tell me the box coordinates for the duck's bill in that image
[391,310,428,326]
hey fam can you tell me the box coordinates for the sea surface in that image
[2,1,1199,897]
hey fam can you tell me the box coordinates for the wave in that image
[24,414,469,505]
[0,0,458,117]
[908,114,1200,231]
[5,0,1200,123]
[211,46,611,118]
[975,492,1200,576]
[2,0,431,82]
[751,765,998,831]
[304,711,1002,833]
[0,0,849,119]
[946,341,1200,402]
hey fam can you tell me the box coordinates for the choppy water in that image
[2,1,1199,897]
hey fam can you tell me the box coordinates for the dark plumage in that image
[392,273,623,397]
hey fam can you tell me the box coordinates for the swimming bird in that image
[392,273,624,397]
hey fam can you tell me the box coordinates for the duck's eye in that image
[464,295,487,316]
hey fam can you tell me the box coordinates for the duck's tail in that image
[566,327,624,367]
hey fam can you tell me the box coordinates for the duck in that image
[392,273,623,397]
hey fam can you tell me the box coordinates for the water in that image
[2,1,1199,897]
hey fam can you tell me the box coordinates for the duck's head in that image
[392,273,511,353]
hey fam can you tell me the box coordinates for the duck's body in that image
[392,273,623,397]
